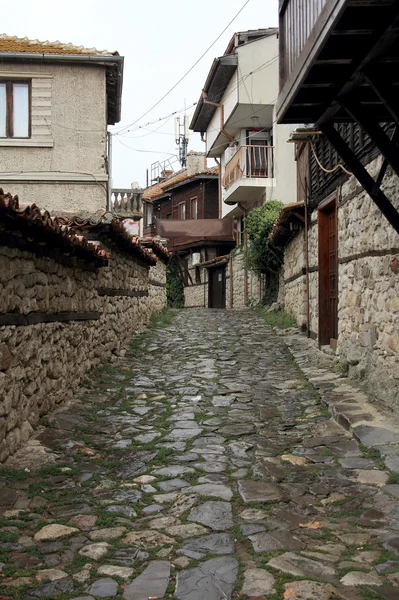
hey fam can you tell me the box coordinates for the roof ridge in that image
[0,33,116,56]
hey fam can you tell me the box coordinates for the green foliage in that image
[257,307,297,329]
[166,257,184,308]
[244,201,284,275]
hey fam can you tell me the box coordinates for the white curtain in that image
[0,84,6,137]
[13,83,29,137]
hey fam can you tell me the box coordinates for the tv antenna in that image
[175,104,190,168]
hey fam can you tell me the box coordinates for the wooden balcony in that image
[223,145,275,190]
[111,189,143,219]
[277,0,399,125]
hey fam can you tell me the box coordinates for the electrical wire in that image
[116,0,251,135]
[310,141,353,176]
[112,102,198,136]
[115,136,178,156]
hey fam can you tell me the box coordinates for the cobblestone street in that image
[1,309,399,599]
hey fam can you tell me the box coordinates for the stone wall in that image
[0,243,167,461]
[184,252,209,308]
[228,249,262,308]
[279,155,399,409]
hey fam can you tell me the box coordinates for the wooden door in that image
[208,267,226,309]
[318,196,338,346]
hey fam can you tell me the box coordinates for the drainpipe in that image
[238,203,248,306]
[214,157,222,219]
[229,254,234,308]
[304,176,310,338]
[107,132,112,212]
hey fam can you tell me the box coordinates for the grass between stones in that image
[255,307,298,329]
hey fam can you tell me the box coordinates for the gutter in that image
[0,52,123,63]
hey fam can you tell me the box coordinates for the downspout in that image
[238,203,248,307]
[214,157,222,219]
[229,254,234,308]
[107,131,112,212]
[304,176,310,338]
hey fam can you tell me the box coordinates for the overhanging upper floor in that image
[277,0,399,125]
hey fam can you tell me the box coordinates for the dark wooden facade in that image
[278,0,399,234]
[143,178,234,252]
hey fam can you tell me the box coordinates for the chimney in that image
[187,151,207,177]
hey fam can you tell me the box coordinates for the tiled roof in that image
[143,166,218,201]
[269,201,305,246]
[108,220,158,266]
[0,190,109,265]
[199,254,230,267]
[56,212,165,266]
[149,239,170,263]
[0,34,117,56]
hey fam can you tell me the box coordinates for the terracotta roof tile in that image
[0,34,117,56]
[0,190,109,264]
[199,254,230,267]
[143,166,218,201]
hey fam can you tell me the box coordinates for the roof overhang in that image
[269,201,305,246]
[190,54,238,133]
[0,52,124,125]
[277,0,399,125]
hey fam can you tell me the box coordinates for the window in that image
[178,202,186,219]
[146,203,153,226]
[0,81,30,138]
[191,197,198,219]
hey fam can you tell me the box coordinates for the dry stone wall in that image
[0,243,167,461]
[229,250,261,308]
[184,252,208,308]
[280,155,399,409]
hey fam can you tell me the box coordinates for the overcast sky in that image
[3,0,278,188]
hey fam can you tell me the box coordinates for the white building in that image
[0,35,123,213]
[190,29,296,220]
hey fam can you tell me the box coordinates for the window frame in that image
[178,201,186,220]
[0,79,32,139]
[146,202,153,226]
[190,196,198,219]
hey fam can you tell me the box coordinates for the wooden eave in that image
[269,201,305,247]
[277,0,399,125]
[190,55,238,133]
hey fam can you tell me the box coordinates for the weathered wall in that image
[337,158,399,407]
[228,249,262,308]
[184,252,208,308]
[280,155,399,409]
[0,62,108,212]
[280,233,307,327]
[0,243,166,461]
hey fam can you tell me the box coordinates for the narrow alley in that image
[1,310,399,600]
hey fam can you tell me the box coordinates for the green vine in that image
[166,257,184,308]
[244,201,284,304]
[244,200,284,274]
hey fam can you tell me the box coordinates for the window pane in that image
[13,83,29,137]
[0,84,6,137]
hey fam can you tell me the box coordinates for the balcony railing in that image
[223,145,275,190]
[111,188,143,218]
[279,0,329,88]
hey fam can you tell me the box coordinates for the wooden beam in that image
[0,311,101,327]
[364,70,399,124]
[320,122,399,234]
[339,97,399,180]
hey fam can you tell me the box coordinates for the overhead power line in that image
[116,0,251,135]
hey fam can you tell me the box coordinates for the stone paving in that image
[0,309,399,600]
